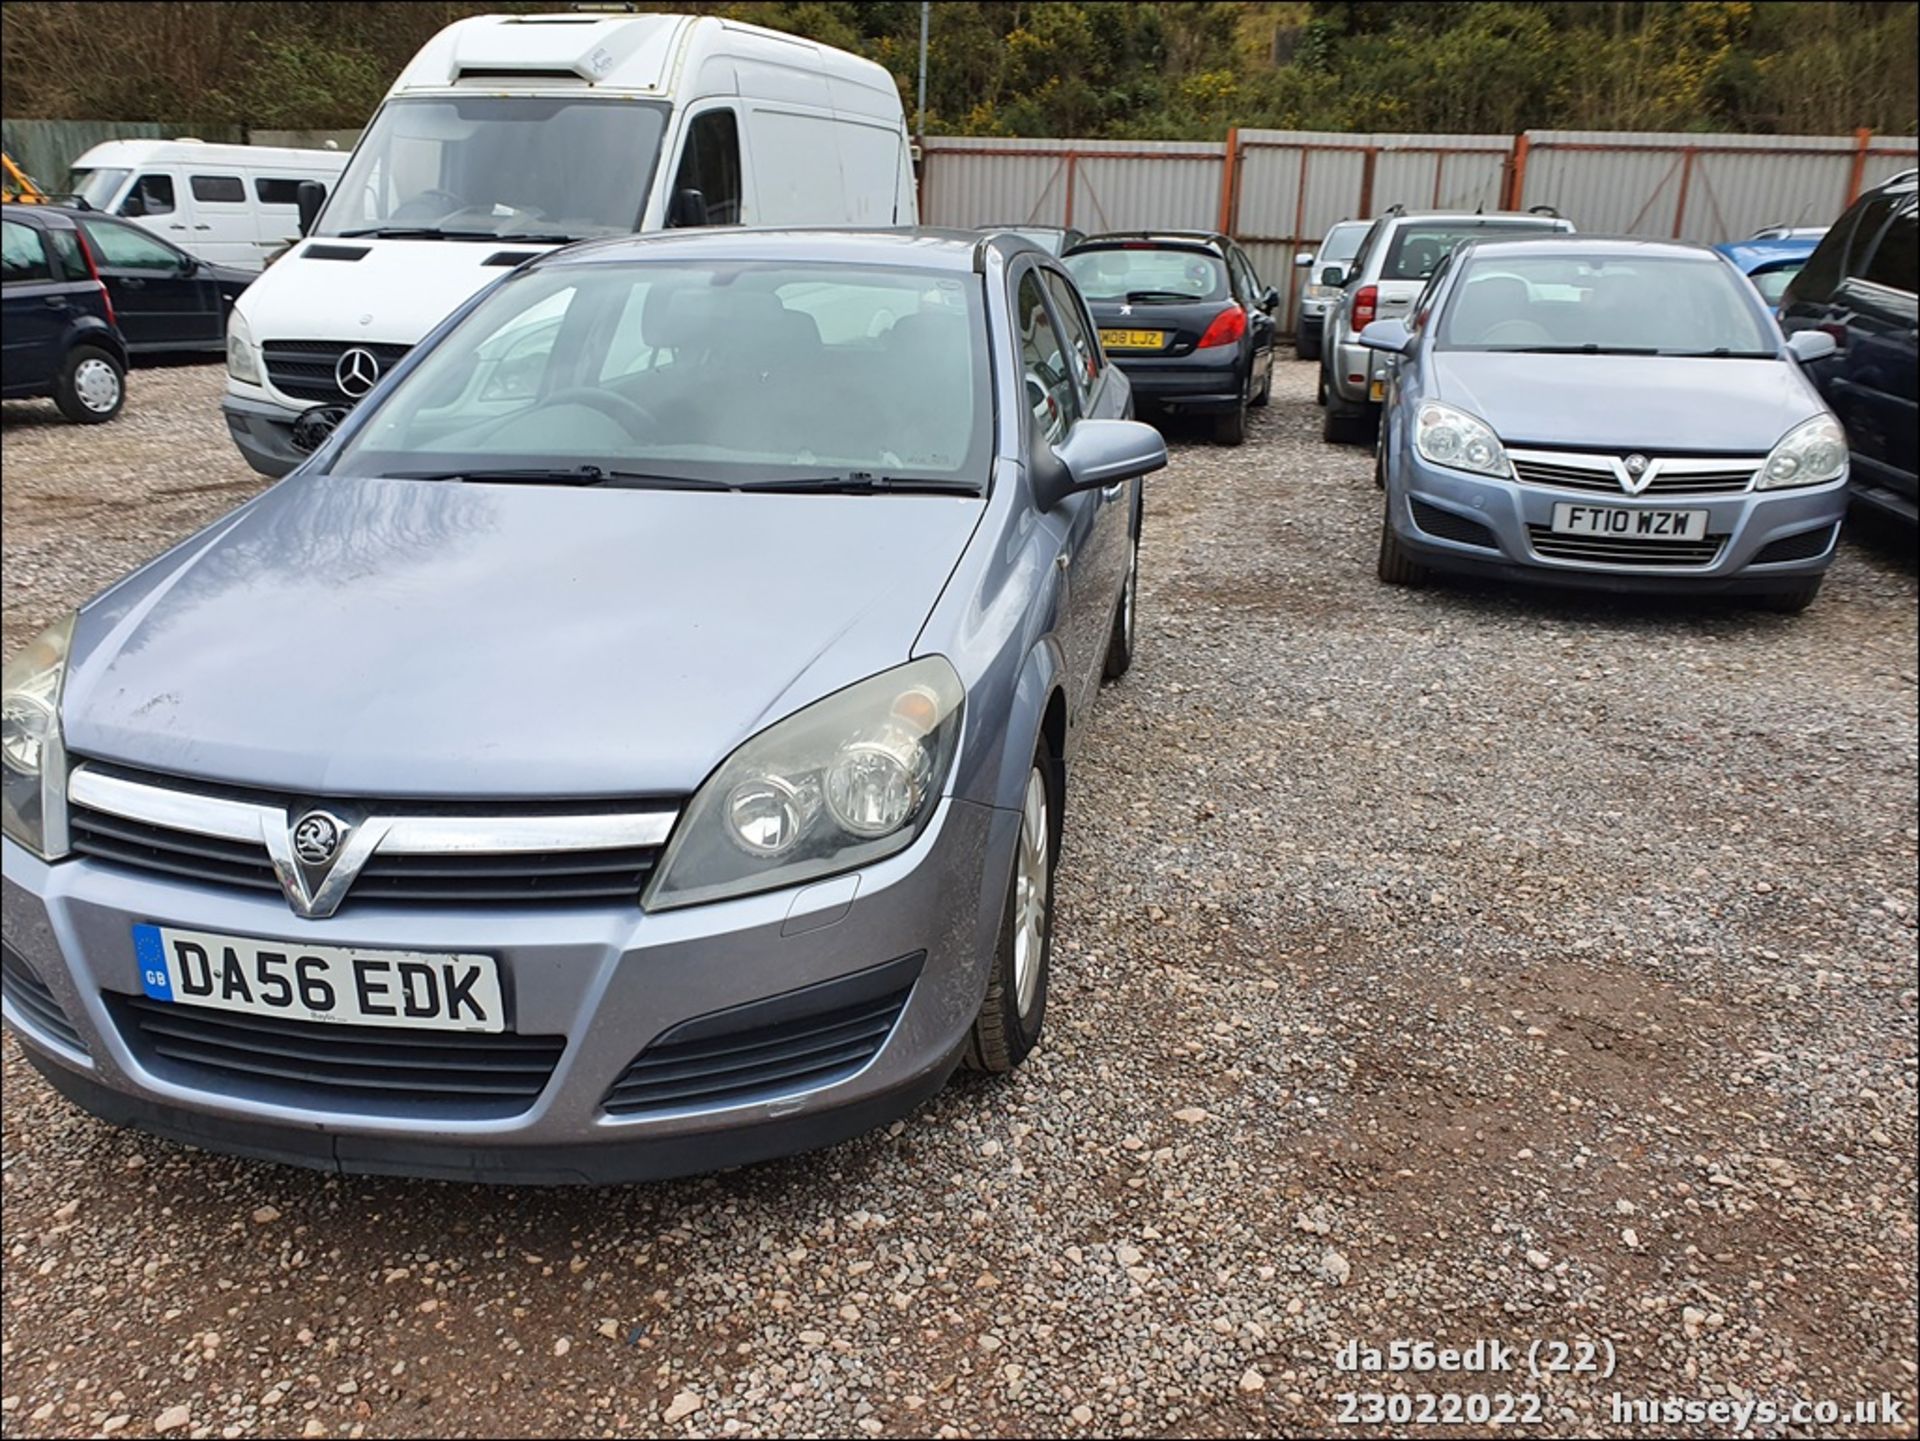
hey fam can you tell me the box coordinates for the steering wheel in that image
[543,387,663,439]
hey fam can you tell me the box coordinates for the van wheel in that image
[1755,579,1823,614]
[55,346,125,424]
[1378,510,1428,586]
[1214,399,1248,446]
[964,758,1056,1074]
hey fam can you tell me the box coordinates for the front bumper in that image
[1389,453,1849,594]
[2,796,1014,1184]
[1109,352,1246,414]
[221,392,306,479]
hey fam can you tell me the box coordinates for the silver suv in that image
[1319,208,1574,443]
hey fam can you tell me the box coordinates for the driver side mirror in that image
[1031,418,1168,512]
[120,192,146,219]
[1784,329,1837,365]
[295,180,326,237]
[1358,319,1413,355]
[1320,265,1346,288]
[1294,251,1314,267]
[667,187,709,228]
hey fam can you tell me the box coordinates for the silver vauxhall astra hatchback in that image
[0,229,1167,1183]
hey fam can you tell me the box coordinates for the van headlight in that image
[1415,402,1511,478]
[644,658,965,911]
[1758,415,1847,490]
[2,613,75,861]
[226,309,262,385]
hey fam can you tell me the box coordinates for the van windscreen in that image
[318,96,670,243]
[69,167,130,210]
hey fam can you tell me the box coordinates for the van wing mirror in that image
[1031,419,1168,511]
[667,187,709,228]
[295,180,326,237]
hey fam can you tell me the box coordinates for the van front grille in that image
[262,340,413,402]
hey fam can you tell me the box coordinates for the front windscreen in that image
[1438,254,1778,356]
[1064,247,1228,303]
[329,261,992,486]
[68,167,130,210]
[317,96,669,242]
[1321,223,1368,264]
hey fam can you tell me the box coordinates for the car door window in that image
[2,220,52,283]
[1860,206,1917,296]
[44,226,87,281]
[1041,269,1102,402]
[81,219,183,272]
[1017,270,1077,445]
[123,173,175,217]
[669,109,743,226]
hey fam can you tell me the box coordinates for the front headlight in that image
[2,613,75,860]
[644,657,965,911]
[1414,402,1510,479]
[226,308,261,385]
[1303,284,1342,302]
[1758,414,1848,490]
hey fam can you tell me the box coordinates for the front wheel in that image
[55,345,125,424]
[964,760,1055,1073]
[1377,510,1428,586]
[1296,330,1321,363]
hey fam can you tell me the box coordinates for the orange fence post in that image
[1845,128,1874,205]
[1504,133,1531,210]
[1218,127,1240,235]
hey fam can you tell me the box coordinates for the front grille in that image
[1410,499,1498,549]
[1753,525,1837,564]
[262,340,412,402]
[1527,526,1727,567]
[111,994,562,1118]
[1,943,88,1055]
[66,764,672,911]
[1510,452,1759,496]
[604,953,923,1117]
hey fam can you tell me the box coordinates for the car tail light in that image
[1197,306,1247,349]
[75,231,115,329]
[1352,285,1378,328]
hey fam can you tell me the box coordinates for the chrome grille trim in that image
[1507,448,1762,497]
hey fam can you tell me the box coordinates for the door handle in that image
[123,278,146,289]
[193,224,212,231]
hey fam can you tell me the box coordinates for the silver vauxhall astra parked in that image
[0,229,1167,1183]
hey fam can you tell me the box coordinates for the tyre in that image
[1214,399,1248,446]
[1250,362,1273,408]
[1374,436,1388,490]
[1315,367,1328,406]
[1377,510,1428,586]
[964,757,1056,1073]
[1296,329,1321,363]
[1102,519,1139,680]
[1755,578,1823,614]
[54,345,125,425]
[1323,400,1362,445]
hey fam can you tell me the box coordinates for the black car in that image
[975,224,1088,258]
[1,206,128,423]
[55,207,251,355]
[1779,169,1918,527]
[1063,231,1279,445]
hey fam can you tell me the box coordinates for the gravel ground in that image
[2,360,1916,1440]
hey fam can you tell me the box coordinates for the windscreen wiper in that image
[491,232,588,245]
[1502,344,1659,355]
[750,473,982,496]
[333,226,507,241]
[1124,289,1201,303]
[387,466,736,490]
[1657,348,1778,359]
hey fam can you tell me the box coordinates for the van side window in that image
[191,174,246,203]
[1860,205,1917,296]
[1041,269,1102,396]
[255,177,314,206]
[123,174,174,217]
[1,220,52,283]
[670,110,742,226]
[1018,271,1077,444]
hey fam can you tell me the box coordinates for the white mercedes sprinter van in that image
[222,11,919,475]
[66,140,349,272]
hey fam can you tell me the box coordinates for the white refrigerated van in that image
[222,11,919,475]
[66,140,349,272]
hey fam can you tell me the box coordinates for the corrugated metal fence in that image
[924,127,1918,333]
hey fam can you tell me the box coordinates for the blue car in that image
[0,228,1168,1184]
[1713,226,1827,309]
[1362,235,1849,613]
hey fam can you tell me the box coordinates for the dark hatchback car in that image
[1779,169,1918,527]
[1,206,128,423]
[1064,231,1279,445]
[56,207,252,355]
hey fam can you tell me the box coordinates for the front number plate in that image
[132,923,504,1032]
[1549,503,1709,541]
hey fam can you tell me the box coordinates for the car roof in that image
[1712,235,1822,271]
[537,226,1032,272]
[0,203,81,230]
[1452,234,1716,261]
[1379,209,1568,225]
